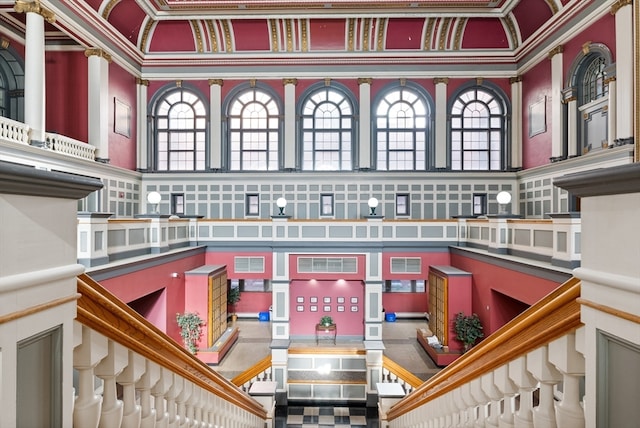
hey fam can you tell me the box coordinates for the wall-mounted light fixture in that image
[276,197,287,215]
[368,197,379,216]
[147,191,161,214]
[171,272,180,278]
[496,191,512,215]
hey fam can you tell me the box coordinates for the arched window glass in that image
[0,72,7,118]
[581,56,608,105]
[375,86,430,170]
[155,88,207,171]
[450,87,504,171]
[300,86,354,171]
[228,88,280,171]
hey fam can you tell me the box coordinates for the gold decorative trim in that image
[503,15,519,49]
[84,48,112,63]
[438,17,451,50]
[191,20,203,53]
[285,19,293,52]
[269,19,279,52]
[376,18,386,51]
[581,41,591,55]
[357,78,372,85]
[208,79,224,86]
[547,45,564,59]
[282,78,298,86]
[604,76,617,84]
[176,80,182,87]
[324,78,331,87]
[399,78,406,86]
[136,78,149,86]
[362,18,371,51]
[347,18,355,52]
[476,77,484,86]
[14,0,55,24]
[300,19,308,52]
[424,18,435,51]
[543,0,559,14]
[565,96,577,103]
[1,38,9,49]
[206,20,218,53]
[453,18,466,51]
[221,20,233,52]
[611,0,633,15]
[433,77,449,85]
[509,76,523,84]
[102,0,117,19]
[140,20,154,54]
[250,79,257,88]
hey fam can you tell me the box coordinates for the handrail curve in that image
[231,354,272,387]
[387,276,581,420]
[76,273,267,419]
[382,355,423,389]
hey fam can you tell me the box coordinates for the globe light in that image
[147,191,161,213]
[276,197,287,215]
[368,197,379,215]
[496,191,512,205]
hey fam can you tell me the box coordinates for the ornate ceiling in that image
[0,0,601,75]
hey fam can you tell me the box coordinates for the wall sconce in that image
[171,272,180,278]
[368,197,379,216]
[147,191,161,214]
[496,191,512,215]
[276,197,287,215]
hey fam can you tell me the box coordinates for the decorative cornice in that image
[136,78,149,87]
[282,78,298,86]
[357,78,372,85]
[610,0,632,15]
[208,79,224,86]
[433,77,449,85]
[84,48,112,63]
[548,45,564,59]
[509,76,523,84]
[14,0,55,24]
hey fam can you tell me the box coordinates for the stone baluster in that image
[200,392,213,428]
[73,324,109,428]
[152,368,173,428]
[481,372,502,428]
[470,377,489,428]
[509,356,537,428]
[528,346,562,428]
[94,340,128,427]
[452,388,468,427]
[167,375,184,428]
[548,331,585,428]
[461,382,479,427]
[177,380,193,427]
[494,364,518,428]
[188,385,202,427]
[137,361,161,428]
[118,350,146,428]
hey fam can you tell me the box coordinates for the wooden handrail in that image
[387,276,581,420]
[231,354,272,387]
[382,355,423,389]
[76,273,267,419]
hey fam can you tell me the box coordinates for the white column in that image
[566,98,578,158]
[86,48,111,162]
[548,46,564,160]
[612,1,633,140]
[136,78,149,170]
[605,78,616,147]
[509,76,523,169]
[434,78,448,169]
[209,79,223,169]
[15,0,53,144]
[358,78,372,169]
[282,78,297,170]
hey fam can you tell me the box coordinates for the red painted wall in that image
[45,51,88,141]
[522,59,552,169]
[97,252,206,343]
[450,253,563,335]
[382,292,428,314]
[562,14,616,78]
[290,279,364,337]
[109,62,137,170]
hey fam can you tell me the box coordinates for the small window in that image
[473,193,487,216]
[246,194,259,216]
[396,194,410,216]
[229,279,272,292]
[171,193,185,215]
[320,194,334,216]
[383,279,426,293]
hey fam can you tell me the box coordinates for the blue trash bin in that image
[385,312,397,322]
[258,311,270,321]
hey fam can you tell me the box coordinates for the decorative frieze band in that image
[84,48,112,63]
[14,0,55,24]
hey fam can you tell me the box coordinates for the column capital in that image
[282,78,298,86]
[1,38,9,49]
[433,77,449,85]
[610,0,632,15]
[84,48,112,63]
[324,78,332,86]
[208,79,224,86]
[14,0,55,24]
[603,76,616,84]
[547,45,564,59]
[136,77,149,87]
[357,77,373,85]
[509,76,523,84]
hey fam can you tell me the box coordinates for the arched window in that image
[154,87,207,171]
[299,83,355,171]
[450,86,506,171]
[374,83,432,171]
[0,48,25,122]
[581,56,608,105]
[227,86,280,171]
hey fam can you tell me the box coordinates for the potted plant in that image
[319,315,334,326]
[176,312,204,354]
[454,312,484,353]
[227,286,241,322]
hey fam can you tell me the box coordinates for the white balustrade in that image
[0,116,30,144]
[45,132,96,160]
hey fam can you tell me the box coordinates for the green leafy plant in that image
[176,312,204,354]
[227,287,241,314]
[320,315,334,326]
[454,312,484,352]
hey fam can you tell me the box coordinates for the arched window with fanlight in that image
[153,86,208,171]
[373,82,433,171]
[225,84,282,171]
[298,82,356,171]
[449,85,508,171]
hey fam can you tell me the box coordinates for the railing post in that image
[73,324,109,428]
[167,375,183,427]
[94,340,129,427]
[548,331,585,428]
[118,350,145,428]
[481,372,502,428]
[494,365,517,428]
[151,368,173,428]
[137,361,161,428]
[528,346,562,428]
[470,378,489,428]
[508,356,537,428]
